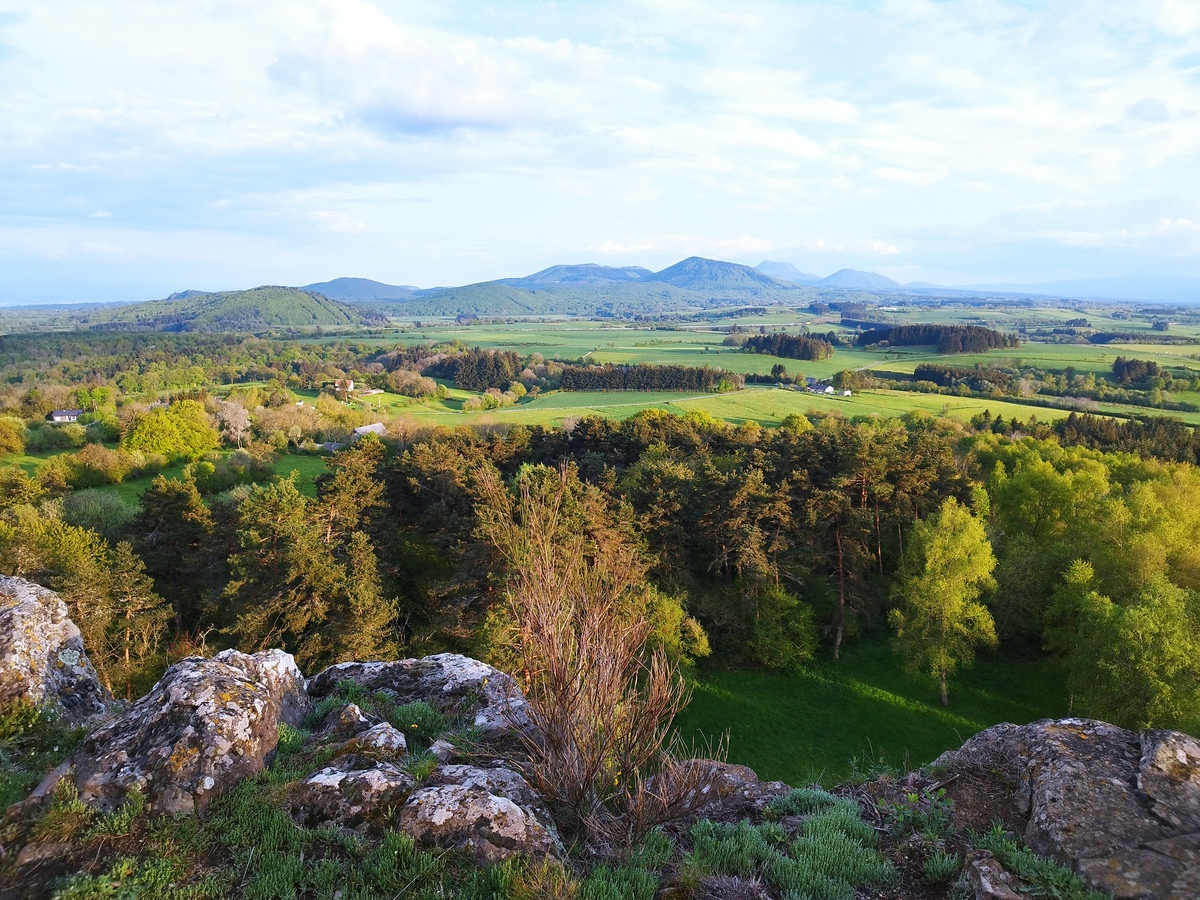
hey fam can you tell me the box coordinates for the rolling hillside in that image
[302,277,421,303]
[91,286,377,332]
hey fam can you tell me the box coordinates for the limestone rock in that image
[396,764,562,861]
[667,759,792,820]
[307,653,527,737]
[937,717,1200,899]
[1139,730,1200,834]
[345,722,407,756]
[0,576,110,725]
[288,761,415,830]
[321,702,377,739]
[964,850,1023,900]
[69,649,308,814]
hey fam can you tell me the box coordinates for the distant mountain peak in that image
[754,261,821,284]
[818,269,903,291]
[301,277,421,303]
[505,264,656,287]
[652,256,792,290]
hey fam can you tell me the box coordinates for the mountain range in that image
[119,258,1200,331]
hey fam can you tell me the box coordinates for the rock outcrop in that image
[669,760,792,820]
[396,764,563,862]
[288,760,416,830]
[934,717,1200,899]
[69,649,308,814]
[0,576,111,725]
[307,653,528,737]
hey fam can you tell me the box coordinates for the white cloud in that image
[1,0,1199,294]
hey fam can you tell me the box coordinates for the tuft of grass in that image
[923,848,962,883]
[685,800,893,900]
[972,823,1107,900]
[404,751,439,784]
[0,701,82,811]
[33,779,97,843]
[85,787,146,839]
[388,701,449,752]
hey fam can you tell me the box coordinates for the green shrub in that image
[923,848,961,883]
[86,787,146,839]
[884,787,953,838]
[389,701,449,751]
[34,780,97,842]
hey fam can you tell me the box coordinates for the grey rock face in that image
[288,760,416,830]
[307,653,527,737]
[937,718,1200,899]
[396,764,563,862]
[69,649,308,814]
[664,759,791,820]
[0,576,111,725]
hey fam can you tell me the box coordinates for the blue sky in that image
[2,0,1199,302]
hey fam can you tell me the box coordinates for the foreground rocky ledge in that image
[935,718,1200,898]
[3,575,1199,898]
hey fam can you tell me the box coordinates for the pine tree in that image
[101,542,172,698]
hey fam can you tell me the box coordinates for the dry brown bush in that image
[475,463,720,849]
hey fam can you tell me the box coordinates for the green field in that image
[321,313,1200,430]
[676,639,1065,786]
[365,385,1075,430]
[1,451,327,506]
[271,453,327,497]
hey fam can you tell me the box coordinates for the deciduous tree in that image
[889,497,998,705]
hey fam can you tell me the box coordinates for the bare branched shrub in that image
[475,463,718,848]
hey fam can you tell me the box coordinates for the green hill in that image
[90,287,378,332]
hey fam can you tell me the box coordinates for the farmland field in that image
[318,309,1200,429]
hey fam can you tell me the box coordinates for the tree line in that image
[3,402,1198,731]
[857,324,1018,353]
[741,332,836,361]
[559,364,740,392]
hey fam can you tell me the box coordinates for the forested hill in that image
[88,287,380,332]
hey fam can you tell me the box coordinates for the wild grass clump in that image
[922,847,961,883]
[973,823,1107,900]
[0,700,82,811]
[685,798,893,900]
[304,681,453,752]
[476,465,711,847]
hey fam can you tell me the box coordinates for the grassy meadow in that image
[677,639,1065,786]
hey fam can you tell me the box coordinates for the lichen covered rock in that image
[936,717,1200,899]
[307,653,527,737]
[0,576,111,725]
[396,764,563,862]
[288,760,416,830]
[69,649,308,814]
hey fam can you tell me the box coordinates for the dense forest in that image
[741,332,836,360]
[559,363,740,392]
[857,324,1018,353]
[3,394,1198,730]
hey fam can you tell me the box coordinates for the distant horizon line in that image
[3,255,1200,308]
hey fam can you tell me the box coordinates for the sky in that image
[2,0,1199,303]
